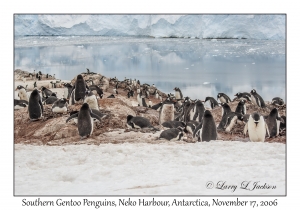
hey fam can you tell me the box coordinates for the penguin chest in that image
[52,106,67,113]
[248,121,266,142]
[84,96,99,110]
[219,97,227,103]
[175,91,181,99]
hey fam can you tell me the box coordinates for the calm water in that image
[14,36,286,101]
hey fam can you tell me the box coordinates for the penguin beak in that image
[254,122,259,127]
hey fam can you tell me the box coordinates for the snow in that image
[14,15,285,39]
[15,141,285,195]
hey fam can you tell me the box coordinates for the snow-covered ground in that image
[14,15,285,39]
[15,141,285,195]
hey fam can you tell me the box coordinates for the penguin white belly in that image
[132,122,141,129]
[90,118,94,135]
[186,126,193,134]
[52,106,67,113]
[225,116,238,132]
[251,95,257,106]
[220,97,227,103]
[175,91,180,99]
[199,128,203,142]
[243,105,247,115]
[248,117,266,142]
[155,93,158,99]
[18,89,29,101]
[137,95,142,106]
[14,105,26,110]
[84,96,99,110]
[159,104,175,125]
[189,107,196,121]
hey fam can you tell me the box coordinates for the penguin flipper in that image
[39,99,44,113]
[265,123,270,138]
[90,112,102,122]
[243,123,248,137]
[66,113,79,123]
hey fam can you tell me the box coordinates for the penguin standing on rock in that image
[52,98,68,115]
[204,97,219,109]
[70,74,89,105]
[217,93,231,103]
[28,89,43,121]
[84,90,99,110]
[265,108,281,137]
[244,112,269,142]
[174,87,183,100]
[15,85,29,101]
[221,102,232,118]
[159,128,184,141]
[193,110,217,142]
[250,89,266,108]
[66,103,102,140]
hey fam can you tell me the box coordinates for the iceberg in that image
[14,14,285,40]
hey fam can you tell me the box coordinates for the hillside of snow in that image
[14,15,285,39]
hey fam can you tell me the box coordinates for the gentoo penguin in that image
[52,98,68,114]
[217,112,243,132]
[142,97,148,107]
[235,100,247,115]
[162,121,186,130]
[127,115,152,129]
[159,128,184,141]
[84,90,99,110]
[280,116,286,131]
[192,100,206,122]
[174,87,183,99]
[137,92,143,106]
[107,94,115,98]
[148,99,153,108]
[63,83,73,99]
[271,97,285,106]
[28,89,43,121]
[265,108,281,137]
[217,93,231,103]
[70,74,88,104]
[127,90,134,98]
[41,86,53,98]
[234,92,252,102]
[250,89,266,108]
[193,110,217,142]
[66,103,102,140]
[204,97,219,109]
[14,99,28,110]
[244,112,269,142]
[15,85,29,101]
[184,120,200,134]
[43,94,58,105]
[88,85,104,99]
[158,98,175,125]
[221,103,232,118]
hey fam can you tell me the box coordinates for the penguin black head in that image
[51,92,57,97]
[239,100,245,105]
[252,112,260,126]
[81,103,90,110]
[85,90,93,97]
[41,86,46,91]
[250,89,256,94]
[17,85,26,90]
[77,74,84,80]
[127,115,134,122]
[31,89,40,97]
[204,110,213,118]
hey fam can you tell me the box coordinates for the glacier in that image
[14,14,285,40]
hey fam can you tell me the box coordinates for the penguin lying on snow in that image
[250,89,266,108]
[217,93,231,103]
[14,99,28,110]
[243,112,269,142]
[28,89,43,121]
[66,103,102,140]
[159,128,184,141]
[193,110,217,142]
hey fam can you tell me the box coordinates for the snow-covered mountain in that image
[14,14,285,40]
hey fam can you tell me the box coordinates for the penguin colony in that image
[14,69,286,143]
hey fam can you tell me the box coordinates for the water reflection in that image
[14,37,286,101]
